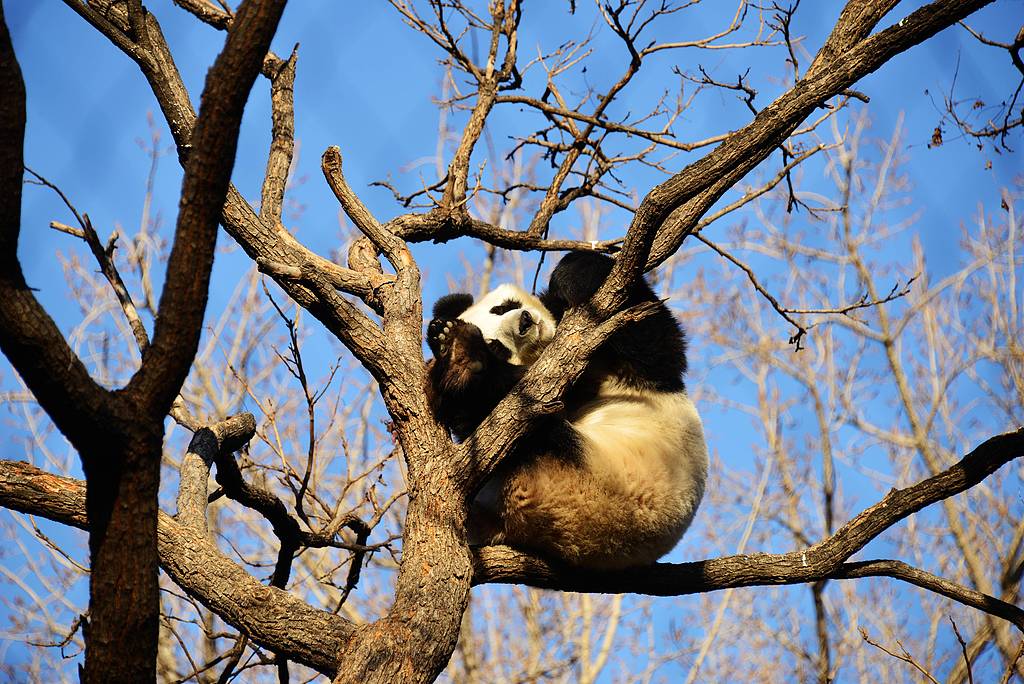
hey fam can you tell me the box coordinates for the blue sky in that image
[5,1,1021,317]
[2,1,1022,681]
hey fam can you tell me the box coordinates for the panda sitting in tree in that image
[426,252,707,569]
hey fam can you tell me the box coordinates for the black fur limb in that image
[425,318,524,441]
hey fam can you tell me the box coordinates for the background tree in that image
[1,1,1022,682]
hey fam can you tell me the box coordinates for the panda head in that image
[433,284,556,366]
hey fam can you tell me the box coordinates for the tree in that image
[0,1,1022,682]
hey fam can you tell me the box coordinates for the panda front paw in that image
[427,318,456,358]
[428,318,487,374]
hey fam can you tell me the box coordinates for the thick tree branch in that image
[175,412,258,533]
[48,12,459,678]
[0,4,113,450]
[472,428,1024,629]
[0,461,90,530]
[260,47,297,224]
[29,414,998,681]
[806,0,902,77]
[387,211,622,252]
[0,458,354,677]
[124,0,287,418]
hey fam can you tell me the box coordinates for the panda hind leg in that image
[492,456,594,565]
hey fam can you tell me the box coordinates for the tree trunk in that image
[81,427,162,683]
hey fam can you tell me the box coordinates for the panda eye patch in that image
[489,299,522,315]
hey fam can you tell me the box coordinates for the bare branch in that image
[1001,641,1024,684]
[860,629,939,684]
[260,47,297,223]
[0,458,355,676]
[124,0,288,418]
[833,561,1024,634]
[172,0,232,30]
[695,233,810,349]
[321,146,408,270]
[494,94,731,152]
[387,211,623,252]
[472,427,1024,633]
[62,0,384,347]
[950,616,975,684]
[175,413,257,533]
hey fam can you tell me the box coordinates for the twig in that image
[1000,640,1024,684]
[215,634,249,684]
[694,233,809,350]
[860,629,939,684]
[781,276,918,315]
[27,613,86,657]
[261,282,326,525]
[29,167,199,430]
[163,615,203,684]
[334,515,371,610]
[950,616,975,684]
[697,235,918,350]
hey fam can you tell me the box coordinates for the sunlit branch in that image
[30,168,199,430]
[260,47,297,223]
[472,428,1024,634]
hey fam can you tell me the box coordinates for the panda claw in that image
[428,318,462,359]
[438,323,453,353]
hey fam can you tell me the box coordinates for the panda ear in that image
[545,252,614,310]
[433,293,474,320]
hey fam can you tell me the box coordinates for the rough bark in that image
[0,0,286,679]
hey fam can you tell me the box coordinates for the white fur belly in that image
[497,387,708,569]
[574,389,708,530]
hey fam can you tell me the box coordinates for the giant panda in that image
[426,252,708,569]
